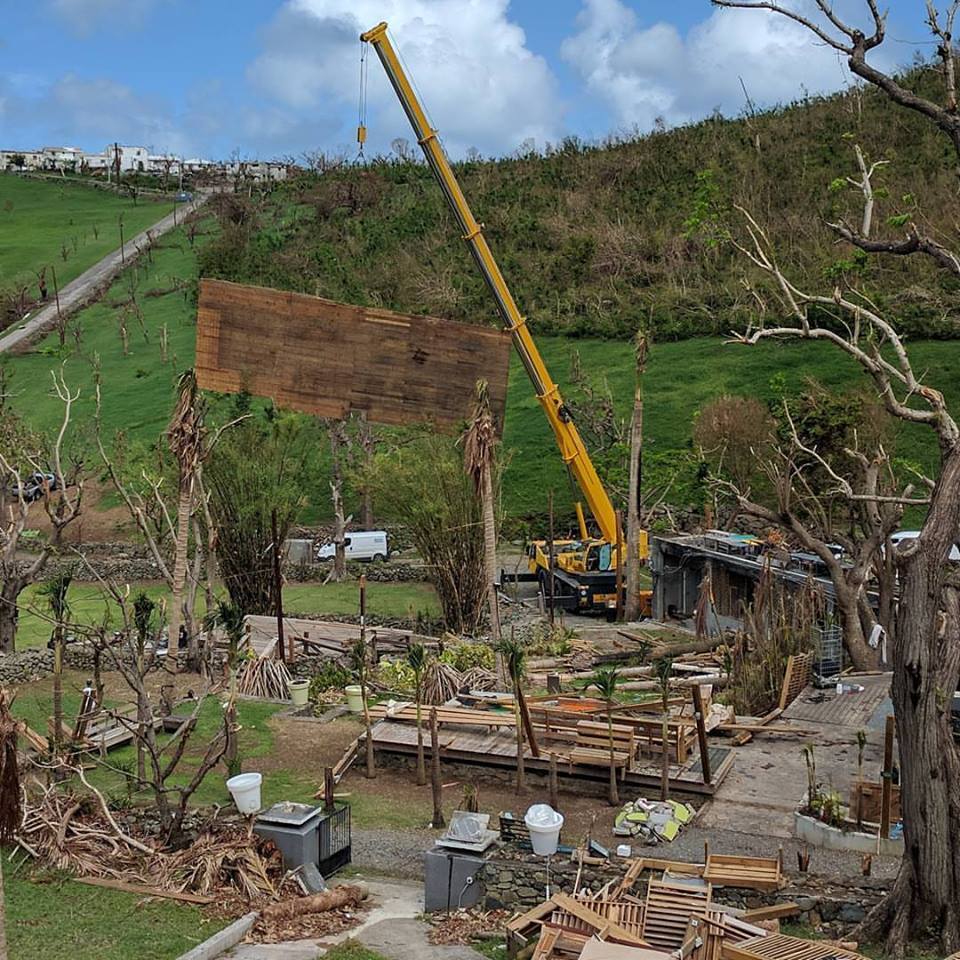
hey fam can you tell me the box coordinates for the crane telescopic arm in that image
[360,21,621,547]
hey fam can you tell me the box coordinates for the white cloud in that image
[247,0,564,157]
[47,0,164,33]
[3,74,188,153]
[562,0,858,132]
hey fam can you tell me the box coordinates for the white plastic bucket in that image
[288,679,310,707]
[226,772,263,815]
[345,684,364,713]
[524,803,564,856]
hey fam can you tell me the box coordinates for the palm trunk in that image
[481,465,500,643]
[52,626,64,758]
[625,338,646,621]
[660,692,670,801]
[415,694,426,786]
[168,483,193,669]
[514,689,526,793]
[606,704,619,806]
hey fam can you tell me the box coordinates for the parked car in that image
[8,472,57,503]
[889,530,960,562]
[316,530,389,563]
[175,191,193,203]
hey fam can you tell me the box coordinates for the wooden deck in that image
[243,615,429,657]
[370,718,733,796]
[781,673,891,729]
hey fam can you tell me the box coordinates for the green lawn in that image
[0,175,177,289]
[7,858,225,960]
[15,579,440,649]
[1,220,206,445]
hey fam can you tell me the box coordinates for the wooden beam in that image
[73,877,215,904]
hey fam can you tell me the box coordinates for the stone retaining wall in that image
[0,645,223,686]
[481,850,888,938]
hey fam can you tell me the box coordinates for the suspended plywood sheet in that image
[195,279,511,431]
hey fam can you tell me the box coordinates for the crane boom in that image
[360,21,621,547]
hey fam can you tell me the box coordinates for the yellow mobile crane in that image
[360,22,650,617]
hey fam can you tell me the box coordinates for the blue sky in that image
[0,0,926,161]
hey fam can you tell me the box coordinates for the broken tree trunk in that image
[261,883,369,921]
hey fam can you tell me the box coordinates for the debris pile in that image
[613,798,696,844]
[501,854,871,960]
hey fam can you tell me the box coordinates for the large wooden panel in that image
[195,279,511,431]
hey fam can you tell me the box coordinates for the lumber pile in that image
[703,856,782,893]
[502,856,819,960]
[238,653,293,699]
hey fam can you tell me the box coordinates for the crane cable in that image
[356,38,369,162]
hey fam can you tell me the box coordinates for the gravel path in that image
[0,190,210,354]
[352,827,436,879]
[351,822,897,883]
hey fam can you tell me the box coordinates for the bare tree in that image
[722,200,960,953]
[0,371,83,653]
[706,9,960,946]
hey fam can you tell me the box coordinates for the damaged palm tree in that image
[462,379,502,652]
[166,370,206,670]
[37,568,74,762]
[653,657,673,801]
[588,666,621,806]
[497,633,527,793]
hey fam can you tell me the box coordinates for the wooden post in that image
[324,766,336,812]
[549,753,560,813]
[517,686,540,758]
[271,508,285,663]
[615,508,624,622]
[548,490,556,626]
[691,684,712,785]
[880,714,895,839]
[547,673,561,695]
[430,708,445,828]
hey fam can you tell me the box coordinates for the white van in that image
[316,530,390,563]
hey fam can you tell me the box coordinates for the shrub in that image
[309,661,352,698]
[439,641,495,672]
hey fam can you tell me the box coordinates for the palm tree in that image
[38,568,73,759]
[653,657,673,801]
[588,666,621,805]
[351,638,376,779]
[497,633,527,793]
[462,380,503,672]
[166,370,206,670]
[407,643,428,785]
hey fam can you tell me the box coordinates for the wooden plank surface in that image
[196,279,511,432]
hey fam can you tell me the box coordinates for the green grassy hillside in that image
[198,66,960,344]
[0,175,176,290]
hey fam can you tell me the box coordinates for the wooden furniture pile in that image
[505,855,870,960]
